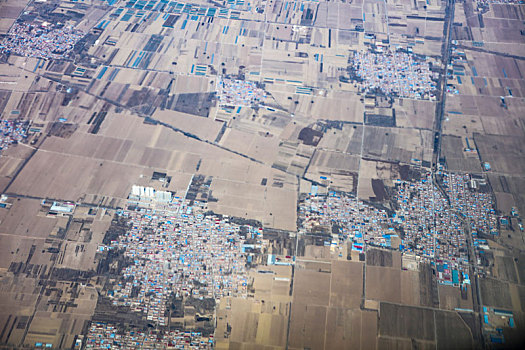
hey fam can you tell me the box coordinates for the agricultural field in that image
[0,0,524,349]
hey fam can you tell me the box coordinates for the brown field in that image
[394,99,435,130]
[303,245,332,260]
[323,307,357,349]
[0,189,114,348]
[366,249,393,267]
[324,308,378,350]
[495,192,516,214]
[153,109,223,142]
[508,283,525,314]
[441,135,482,173]
[330,260,363,308]
[377,337,413,350]
[5,110,300,229]
[379,302,435,341]
[495,255,519,283]
[56,241,99,271]
[0,199,56,239]
[316,124,362,153]
[287,260,370,349]
[474,133,525,176]
[219,128,282,165]
[288,303,327,350]
[293,268,331,307]
[488,174,525,218]
[0,0,28,34]
[24,316,63,347]
[215,265,292,349]
[365,266,420,306]
[8,151,146,201]
[362,126,433,164]
[0,0,523,348]
[479,277,513,309]
[435,311,473,350]
[442,113,484,139]
[517,254,525,285]
[438,284,474,311]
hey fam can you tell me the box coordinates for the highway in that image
[432,0,456,169]
[431,2,487,346]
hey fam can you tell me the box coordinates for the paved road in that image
[432,0,456,169]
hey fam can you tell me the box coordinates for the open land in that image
[0,0,524,349]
